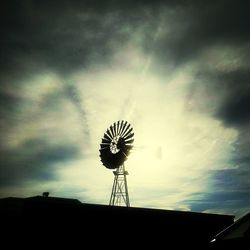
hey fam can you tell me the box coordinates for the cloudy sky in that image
[1,0,250,219]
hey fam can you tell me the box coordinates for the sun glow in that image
[57,49,237,209]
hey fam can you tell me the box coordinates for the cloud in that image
[2,0,250,78]
[0,137,81,188]
[1,0,165,83]
[151,0,250,67]
[188,190,250,219]
[216,79,250,126]
[182,162,250,217]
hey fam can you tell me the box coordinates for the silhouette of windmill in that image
[99,121,134,206]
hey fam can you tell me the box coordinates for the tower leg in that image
[109,164,130,207]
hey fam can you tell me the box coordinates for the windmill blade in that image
[109,125,115,138]
[125,138,134,145]
[118,121,125,136]
[122,127,133,139]
[102,138,110,144]
[112,124,117,138]
[125,145,133,151]
[122,124,130,137]
[115,121,119,136]
[119,121,127,137]
[118,120,124,135]
[125,145,133,150]
[103,133,112,142]
[117,121,121,136]
[113,122,117,137]
[124,132,134,141]
[122,151,128,158]
[121,123,131,137]
[106,129,113,140]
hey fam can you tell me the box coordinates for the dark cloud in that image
[192,69,250,127]
[1,2,110,78]
[0,91,22,120]
[169,1,250,129]
[153,0,250,66]
[220,94,250,126]
[195,167,250,212]
[2,0,250,79]
[234,127,250,156]
[205,126,250,216]
[0,0,164,82]
[188,190,250,217]
[183,162,250,215]
[212,167,250,190]
[0,138,81,188]
[215,71,250,126]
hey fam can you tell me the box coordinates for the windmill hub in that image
[110,136,121,154]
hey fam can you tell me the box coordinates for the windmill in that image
[99,121,134,207]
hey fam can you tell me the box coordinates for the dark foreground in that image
[1,196,235,249]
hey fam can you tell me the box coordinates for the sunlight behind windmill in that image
[99,121,134,207]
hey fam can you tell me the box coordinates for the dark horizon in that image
[1,194,235,249]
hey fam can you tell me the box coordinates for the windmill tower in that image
[99,121,134,207]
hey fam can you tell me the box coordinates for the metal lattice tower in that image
[109,164,130,207]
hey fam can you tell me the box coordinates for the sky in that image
[1,0,250,219]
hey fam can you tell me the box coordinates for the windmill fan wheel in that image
[99,121,134,169]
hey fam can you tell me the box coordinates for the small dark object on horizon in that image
[42,192,49,197]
